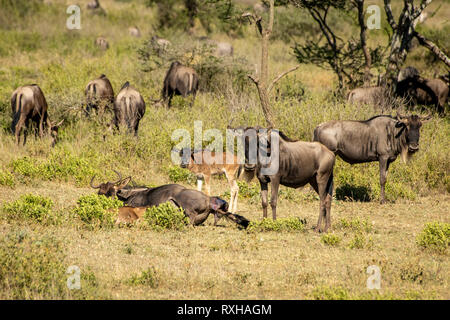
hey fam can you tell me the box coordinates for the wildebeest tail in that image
[224,212,250,229]
[11,93,22,134]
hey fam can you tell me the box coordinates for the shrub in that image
[143,202,189,231]
[416,222,449,253]
[321,234,341,246]
[166,166,196,184]
[336,217,373,233]
[1,194,54,224]
[128,267,160,288]
[72,194,123,228]
[247,217,306,233]
[348,232,374,250]
[0,169,15,187]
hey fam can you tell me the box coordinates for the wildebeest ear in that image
[396,112,409,125]
[115,176,131,190]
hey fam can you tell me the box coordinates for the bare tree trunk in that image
[414,31,450,67]
[355,0,371,85]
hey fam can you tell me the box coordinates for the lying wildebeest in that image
[128,26,141,38]
[113,82,146,136]
[95,37,109,50]
[313,113,431,204]
[85,74,114,116]
[91,176,249,227]
[396,76,448,114]
[179,148,242,213]
[230,127,335,232]
[11,84,63,146]
[90,170,133,198]
[162,61,199,108]
[347,86,385,106]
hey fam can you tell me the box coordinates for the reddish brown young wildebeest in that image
[179,148,242,213]
[11,84,63,146]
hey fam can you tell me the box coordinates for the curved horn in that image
[420,113,432,121]
[396,112,407,120]
[90,175,101,188]
[112,170,123,184]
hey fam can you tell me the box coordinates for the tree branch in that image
[412,0,433,20]
[268,65,301,93]
[414,31,450,67]
[383,0,397,30]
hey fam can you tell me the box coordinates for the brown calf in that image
[179,148,241,213]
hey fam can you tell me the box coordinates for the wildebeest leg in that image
[15,115,26,145]
[379,157,389,204]
[190,90,197,108]
[225,171,239,213]
[260,181,268,219]
[203,174,211,196]
[323,173,333,232]
[309,178,323,232]
[270,178,280,220]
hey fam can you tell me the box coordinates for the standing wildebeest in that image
[85,74,114,116]
[396,76,448,114]
[11,84,62,146]
[113,82,146,136]
[95,37,109,50]
[313,113,431,204]
[162,61,199,108]
[230,127,335,232]
[179,148,242,213]
[91,175,249,227]
[347,86,385,106]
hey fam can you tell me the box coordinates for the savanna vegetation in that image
[0,0,448,300]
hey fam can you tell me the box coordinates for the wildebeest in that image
[11,84,63,146]
[396,76,448,114]
[230,127,335,232]
[84,74,114,116]
[179,148,242,213]
[128,26,141,38]
[162,61,199,108]
[113,82,146,136]
[95,37,109,50]
[90,170,133,198]
[398,66,420,82]
[87,0,100,9]
[313,113,431,204]
[152,35,171,52]
[347,86,385,106]
[92,176,249,227]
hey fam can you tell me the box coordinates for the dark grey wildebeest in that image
[230,127,335,232]
[91,176,249,227]
[162,61,199,108]
[113,82,145,136]
[313,113,431,204]
[85,74,114,116]
[11,84,63,146]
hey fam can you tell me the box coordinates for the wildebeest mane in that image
[120,81,130,91]
[277,130,298,142]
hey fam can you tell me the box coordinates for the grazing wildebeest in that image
[398,66,420,82]
[95,37,109,50]
[84,74,114,116]
[113,82,146,136]
[347,86,385,106]
[152,35,171,51]
[11,84,62,146]
[313,113,431,204]
[230,127,335,232]
[179,148,242,212]
[162,61,199,108]
[128,26,141,38]
[92,176,249,227]
[396,76,448,114]
[87,0,100,9]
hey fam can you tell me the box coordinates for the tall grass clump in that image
[247,217,306,233]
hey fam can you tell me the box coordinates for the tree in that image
[242,0,300,128]
[290,0,385,91]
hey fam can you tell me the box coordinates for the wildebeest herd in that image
[9,60,448,232]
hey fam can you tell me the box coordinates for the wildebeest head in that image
[396,113,431,154]
[90,170,132,197]
[179,147,193,169]
[209,196,229,213]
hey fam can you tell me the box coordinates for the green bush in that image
[247,217,306,233]
[128,267,160,288]
[143,202,189,231]
[0,169,15,187]
[321,234,341,246]
[348,232,374,250]
[1,194,54,224]
[336,217,373,233]
[416,222,449,253]
[310,286,350,300]
[72,194,123,228]
[166,166,196,184]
